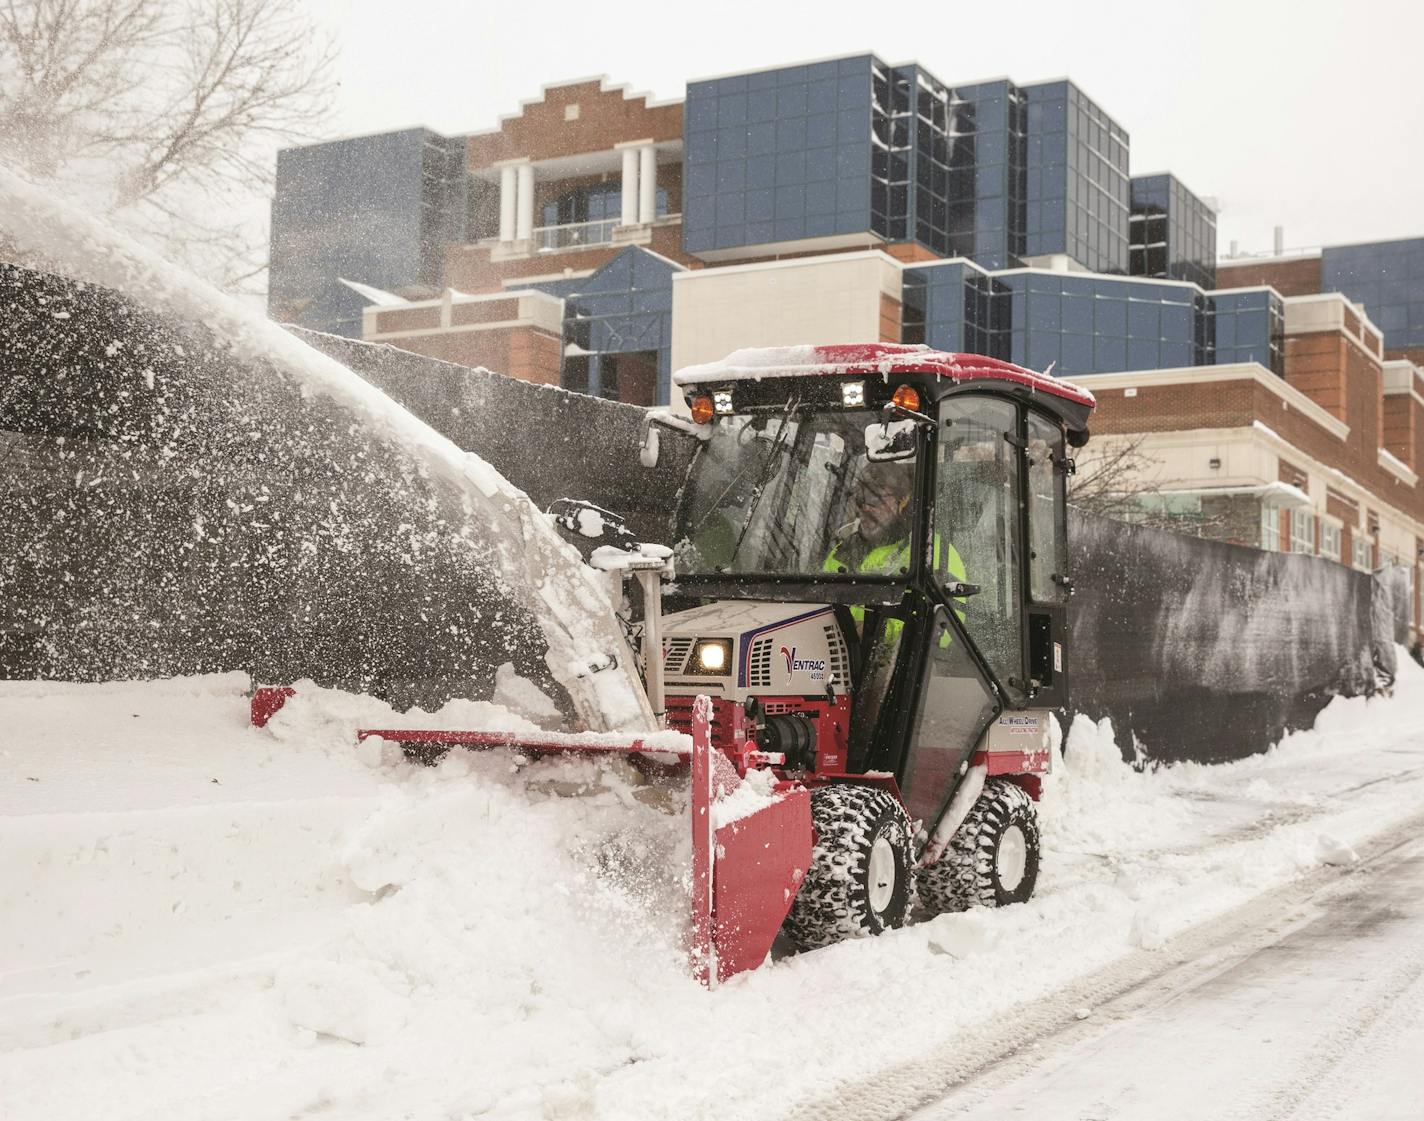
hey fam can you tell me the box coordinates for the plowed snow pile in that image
[4,660,1424,1120]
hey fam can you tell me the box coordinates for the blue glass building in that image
[683,58,1131,275]
[1321,237,1424,353]
[683,56,879,257]
[903,259,1283,379]
[268,128,470,337]
[1022,81,1130,274]
[527,247,682,406]
[1130,174,1217,290]
[939,77,1027,268]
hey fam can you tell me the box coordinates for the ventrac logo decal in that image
[779,644,827,681]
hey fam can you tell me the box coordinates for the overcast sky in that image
[311,0,1422,258]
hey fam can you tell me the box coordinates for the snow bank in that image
[5,662,1424,1119]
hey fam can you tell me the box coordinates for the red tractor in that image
[274,344,1095,985]
[656,344,1094,947]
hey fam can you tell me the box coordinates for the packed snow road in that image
[3,659,1424,1121]
[904,819,1424,1121]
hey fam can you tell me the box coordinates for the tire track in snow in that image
[1065,764,1424,866]
[783,804,1424,1121]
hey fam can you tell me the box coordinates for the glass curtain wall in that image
[1214,290,1285,375]
[683,57,877,254]
[1129,174,1217,289]
[1024,82,1129,274]
[1322,238,1424,351]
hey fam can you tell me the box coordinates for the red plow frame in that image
[253,687,810,987]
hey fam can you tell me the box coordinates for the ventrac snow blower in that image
[254,344,1096,986]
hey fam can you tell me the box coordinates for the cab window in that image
[934,396,1023,696]
[1026,412,1068,605]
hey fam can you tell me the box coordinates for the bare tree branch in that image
[0,0,332,289]
[1070,433,1227,536]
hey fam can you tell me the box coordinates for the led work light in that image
[691,639,732,674]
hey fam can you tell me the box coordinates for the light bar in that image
[841,381,866,407]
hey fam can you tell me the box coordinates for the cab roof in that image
[674,343,1096,411]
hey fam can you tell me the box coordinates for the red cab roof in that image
[673,343,1096,410]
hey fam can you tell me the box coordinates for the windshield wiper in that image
[720,396,800,570]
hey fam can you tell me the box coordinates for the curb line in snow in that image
[788,801,1424,1121]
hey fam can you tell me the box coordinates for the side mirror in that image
[865,418,918,462]
[639,407,713,468]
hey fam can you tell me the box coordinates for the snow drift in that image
[4,662,1424,1120]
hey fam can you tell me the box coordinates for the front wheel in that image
[918,778,1041,914]
[783,784,913,950]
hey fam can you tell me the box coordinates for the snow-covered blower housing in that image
[269,343,1095,987]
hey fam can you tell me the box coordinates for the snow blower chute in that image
[254,345,1097,986]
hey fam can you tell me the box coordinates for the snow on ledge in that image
[1377,448,1418,487]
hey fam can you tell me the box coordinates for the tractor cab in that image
[661,344,1095,889]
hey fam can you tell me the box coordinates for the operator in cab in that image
[824,460,915,577]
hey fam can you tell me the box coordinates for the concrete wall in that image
[670,251,902,374]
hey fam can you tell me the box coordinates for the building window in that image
[1320,521,1341,563]
[1290,508,1316,555]
[1353,535,1372,571]
[541,183,667,228]
[1260,505,1280,552]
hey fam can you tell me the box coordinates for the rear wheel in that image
[918,778,1040,914]
[783,784,913,950]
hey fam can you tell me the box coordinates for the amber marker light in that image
[689,395,715,424]
[891,385,922,412]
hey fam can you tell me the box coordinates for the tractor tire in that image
[918,778,1040,914]
[783,783,913,950]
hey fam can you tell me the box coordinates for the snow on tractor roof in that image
[674,343,1096,410]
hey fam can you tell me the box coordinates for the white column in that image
[620,147,640,227]
[499,166,517,242]
[638,145,657,225]
[515,163,534,241]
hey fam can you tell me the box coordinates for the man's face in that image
[855,475,907,540]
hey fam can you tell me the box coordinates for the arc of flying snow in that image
[0,163,654,734]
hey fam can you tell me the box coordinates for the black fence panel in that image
[1066,510,1384,764]
[291,329,695,543]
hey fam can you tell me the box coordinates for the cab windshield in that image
[674,408,918,578]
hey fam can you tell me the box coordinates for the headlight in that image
[690,638,732,675]
[841,381,866,407]
[713,390,734,414]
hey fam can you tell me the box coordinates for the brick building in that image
[266,55,1423,636]
[318,79,696,405]
[1075,293,1422,601]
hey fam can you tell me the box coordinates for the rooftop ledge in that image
[1071,363,1351,443]
[1378,448,1419,487]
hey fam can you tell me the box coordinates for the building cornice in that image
[1073,363,1352,442]
[1129,424,1424,541]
